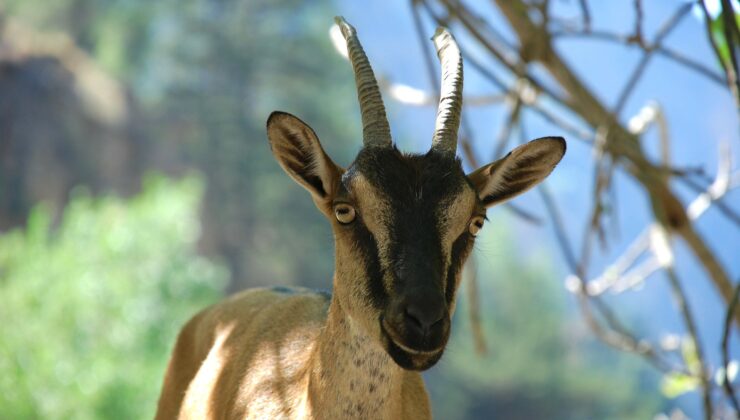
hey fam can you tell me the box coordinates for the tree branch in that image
[722,283,740,415]
[485,0,739,327]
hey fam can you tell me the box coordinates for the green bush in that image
[0,175,227,419]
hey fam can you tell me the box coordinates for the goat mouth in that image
[380,318,445,370]
[381,319,443,354]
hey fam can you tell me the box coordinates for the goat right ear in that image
[266,111,343,201]
[467,137,565,207]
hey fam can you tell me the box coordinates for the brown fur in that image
[155,287,430,419]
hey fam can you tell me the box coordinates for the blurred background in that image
[0,0,738,418]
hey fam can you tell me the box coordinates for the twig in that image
[488,0,739,327]
[465,48,594,143]
[532,124,679,373]
[720,0,740,107]
[578,0,591,32]
[492,90,523,159]
[410,2,542,225]
[384,82,505,107]
[422,1,596,143]
[568,282,684,374]
[699,0,740,106]
[431,0,571,107]
[665,267,713,420]
[722,283,740,415]
[656,47,727,87]
[614,2,693,115]
[631,0,644,46]
[538,183,578,272]
[551,29,726,87]
[410,0,438,92]
[459,125,543,224]
[464,255,487,355]
[678,176,740,226]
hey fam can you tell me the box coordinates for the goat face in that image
[267,112,564,370]
[265,18,564,371]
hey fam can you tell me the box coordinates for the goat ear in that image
[468,137,565,207]
[267,111,342,201]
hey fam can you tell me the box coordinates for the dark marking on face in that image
[348,218,388,309]
[445,232,474,305]
[347,147,470,303]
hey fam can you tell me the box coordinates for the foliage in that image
[0,175,227,419]
[3,0,361,290]
[426,222,662,419]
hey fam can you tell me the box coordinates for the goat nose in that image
[404,301,445,334]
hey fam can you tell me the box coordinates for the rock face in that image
[0,19,146,230]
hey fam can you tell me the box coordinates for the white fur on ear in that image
[468,137,565,207]
[266,111,342,200]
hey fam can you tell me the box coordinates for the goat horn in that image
[431,27,463,155]
[334,17,392,148]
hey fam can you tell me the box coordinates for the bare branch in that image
[538,183,578,272]
[719,0,740,107]
[665,267,713,420]
[421,2,597,143]
[578,0,591,32]
[492,89,523,159]
[551,29,726,87]
[678,176,740,226]
[699,0,740,106]
[384,81,505,107]
[565,279,685,374]
[410,0,440,92]
[464,255,487,355]
[722,283,740,415]
[484,0,738,326]
[686,141,736,220]
[431,0,571,106]
[615,3,693,115]
[656,47,727,87]
[459,126,543,224]
[631,0,645,47]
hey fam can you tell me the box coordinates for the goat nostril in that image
[404,308,424,329]
[404,304,444,332]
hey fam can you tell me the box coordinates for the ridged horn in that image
[334,16,392,148]
[431,27,463,155]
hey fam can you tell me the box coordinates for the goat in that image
[155,17,565,419]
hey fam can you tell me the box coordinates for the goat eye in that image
[334,204,356,224]
[469,216,485,236]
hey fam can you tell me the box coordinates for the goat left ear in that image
[266,111,343,203]
[467,137,565,207]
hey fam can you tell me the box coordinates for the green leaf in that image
[661,372,700,398]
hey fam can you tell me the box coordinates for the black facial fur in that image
[350,215,389,310]
[445,232,473,305]
[339,147,478,370]
[348,147,473,301]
